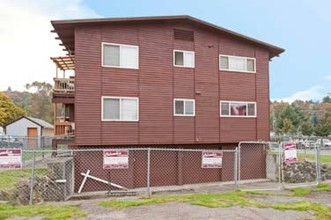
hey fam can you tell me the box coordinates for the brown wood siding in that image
[75,26,102,146]
[256,48,270,141]
[138,24,174,144]
[194,28,220,143]
[100,24,140,145]
[74,22,271,146]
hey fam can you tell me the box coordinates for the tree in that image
[280,118,295,134]
[276,105,300,134]
[322,95,331,103]
[0,92,26,127]
[300,121,314,136]
[25,81,53,123]
[314,112,331,137]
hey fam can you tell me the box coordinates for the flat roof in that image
[51,15,284,58]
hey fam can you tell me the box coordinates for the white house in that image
[4,116,54,148]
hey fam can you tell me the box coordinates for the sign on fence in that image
[103,149,129,169]
[284,143,297,164]
[0,148,22,169]
[201,151,223,168]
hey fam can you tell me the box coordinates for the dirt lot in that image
[40,181,330,220]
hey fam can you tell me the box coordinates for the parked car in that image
[298,140,317,150]
[315,139,331,149]
[0,135,23,148]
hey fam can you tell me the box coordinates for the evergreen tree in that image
[0,92,26,127]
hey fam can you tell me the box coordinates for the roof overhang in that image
[51,15,285,58]
[51,56,75,70]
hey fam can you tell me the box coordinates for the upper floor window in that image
[220,55,255,73]
[174,99,195,116]
[174,50,195,68]
[220,101,256,117]
[102,43,139,69]
[102,96,139,121]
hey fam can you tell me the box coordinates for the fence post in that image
[317,139,322,184]
[237,144,241,189]
[147,148,151,197]
[29,151,36,205]
[234,147,239,189]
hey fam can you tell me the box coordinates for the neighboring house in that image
[50,15,284,191]
[4,116,54,148]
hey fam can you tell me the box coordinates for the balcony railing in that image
[53,78,75,94]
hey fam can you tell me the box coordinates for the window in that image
[102,43,139,69]
[220,101,256,117]
[174,99,195,116]
[102,96,139,121]
[220,55,256,73]
[174,50,195,68]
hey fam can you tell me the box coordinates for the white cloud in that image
[273,86,324,103]
[324,75,331,81]
[0,0,100,91]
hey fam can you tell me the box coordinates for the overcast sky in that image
[1,0,331,102]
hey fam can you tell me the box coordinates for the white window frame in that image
[101,42,139,69]
[219,55,256,73]
[220,101,257,118]
[173,98,195,116]
[101,96,139,121]
[173,50,195,68]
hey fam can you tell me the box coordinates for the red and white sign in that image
[284,143,297,164]
[202,151,223,168]
[103,150,129,169]
[0,148,22,169]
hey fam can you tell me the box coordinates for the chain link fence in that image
[0,147,240,204]
[0,135,53,149]
[0,141,330,205]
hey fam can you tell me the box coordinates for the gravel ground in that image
[8,181,331,220]
[79,202,314,220]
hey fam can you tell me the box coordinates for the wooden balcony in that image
[53,77,75,94]
[53,78,75,103]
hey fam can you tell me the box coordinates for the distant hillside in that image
[3,82,53,124]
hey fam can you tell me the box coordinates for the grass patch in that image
[297,153,331,164]
[22,150,50,161]
[99,190,331,220]
[0,169,47,191]
[290,188,312,196]
[315,183,331,192]
[271,201,331,220]
[290,183,331,196]
[0,204,86,220]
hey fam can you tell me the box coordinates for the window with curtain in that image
[102,97,138,121]
[102,43,139,69]
[219,55,255,73]
[220,101,256,117]
[174,99,195,116]
[174,50,195,68]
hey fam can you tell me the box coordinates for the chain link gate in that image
[281,142,319,189]
[237,141,321,191]
[238,141,282,191]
